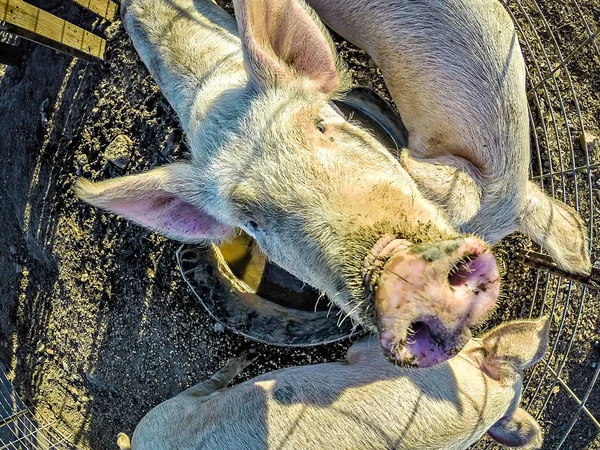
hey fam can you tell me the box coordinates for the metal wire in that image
[489,0,600,448]
[0,365,82,450]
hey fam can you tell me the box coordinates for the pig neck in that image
[180,80,249,155]
[134,1,250,148]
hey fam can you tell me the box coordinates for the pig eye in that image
[315,118,326,133]
[245,220,260,232]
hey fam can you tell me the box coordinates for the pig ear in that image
[233,0,343,94]
[481,318,549,378]
[75,163,234,242]
[519,181,591,275]
[488,408,543,449]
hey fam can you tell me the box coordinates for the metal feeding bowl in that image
[177,237,358,347]
[177,87,407,347]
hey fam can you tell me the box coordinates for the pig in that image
[115,318,548,450]
[306,0,591,276]
[75,0,501,367]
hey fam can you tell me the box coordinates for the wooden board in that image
[72,0,118,21]
[0,0,106,60]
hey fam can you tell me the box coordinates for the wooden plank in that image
[0,0,106,60]
[0,41,26,65]
[71,0,118,21]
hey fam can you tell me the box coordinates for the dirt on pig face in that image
[0,1,598,449]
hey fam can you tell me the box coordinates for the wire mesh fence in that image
[474,0,600,448]
[0,362,81,450]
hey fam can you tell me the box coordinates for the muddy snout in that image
[375,237,500,367]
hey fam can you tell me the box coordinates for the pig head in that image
[306,0,591,275]
[76,0,500,366]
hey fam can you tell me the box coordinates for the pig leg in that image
[487,407,543,449]
[519,181,591,275]
[400,153,481,226]
[179,350,258,398]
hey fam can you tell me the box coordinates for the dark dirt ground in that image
[0,0,599,449]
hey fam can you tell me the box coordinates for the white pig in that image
[76,0,501,366]
[306,0,591,275]
[116,318,548,450]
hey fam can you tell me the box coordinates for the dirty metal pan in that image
[177,87,406,346]
[333,86,409,151]
[177,243,359,346]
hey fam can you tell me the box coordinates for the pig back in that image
[121,0,247,131]
[309,0,530,197]
[258,358,517,449]
[150,358,518,449]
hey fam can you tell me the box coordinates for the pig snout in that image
[373,237,500,367]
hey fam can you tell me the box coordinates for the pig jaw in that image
[368,236,500,368]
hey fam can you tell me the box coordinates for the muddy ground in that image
[0,0,599,449]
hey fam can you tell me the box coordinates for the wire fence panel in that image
[475,0,600,449]
[0,363,81,450]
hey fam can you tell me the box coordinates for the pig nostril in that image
[407,321,432,344]
[448,254,480,287]
[409,321,426,336]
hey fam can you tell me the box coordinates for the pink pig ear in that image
[234,0,342,94]
[75,163,233,242]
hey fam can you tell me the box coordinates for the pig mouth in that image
[378,316,471,368]
[364,235,500,368]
